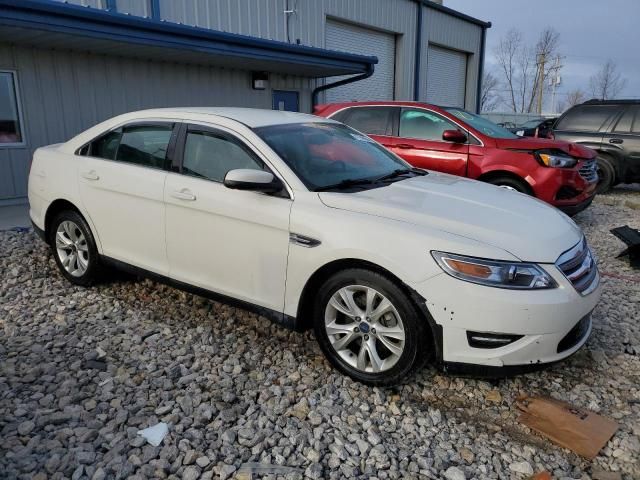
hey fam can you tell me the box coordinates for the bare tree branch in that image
[589,60,627,100]
[480,71,500,112]
[558,88,587,113]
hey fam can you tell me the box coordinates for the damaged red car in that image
[316,102,598,215]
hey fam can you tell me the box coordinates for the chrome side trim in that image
[289,233,321,248]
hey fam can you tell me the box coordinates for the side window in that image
[115,125,173,169]
[614,106,640,134]
[555,105,618,131]
[89,130,122,160]
[399,109,459,141]
[0,71,24,145]
[342,107,395,136]
[182,130,264,182]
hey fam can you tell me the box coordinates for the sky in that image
[446,0,640,113]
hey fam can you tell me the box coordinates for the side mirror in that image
[442,129,468,143]
[224,169,283,193]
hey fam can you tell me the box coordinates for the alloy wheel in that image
[55,220,89,277]
[324,285,406,373]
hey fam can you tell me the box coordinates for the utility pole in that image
[549,56,562,114]
[536,53,546,114]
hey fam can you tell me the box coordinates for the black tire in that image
[485,176,531,195]
[595,154,616,194]
[313,268,431,386]
[48,210,102,287]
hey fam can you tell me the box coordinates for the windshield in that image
[520,119,544,128]
[255,122,410,191]
[445,108,520,139]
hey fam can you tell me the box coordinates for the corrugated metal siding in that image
[325,20,395,102]
[51,0,103,8]
[0,44,314,201]
[114,0,151,17]
[426,45,467,107]
[421,6,483,111]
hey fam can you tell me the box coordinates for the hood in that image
[319,173,583,263]
[494,137,596,159]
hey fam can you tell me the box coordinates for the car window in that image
[255,122,408,191]
[400,109,458,141]
[182,130,264,182]
[613,106,640,133]
[115,125,173,169]
[555,105,618,132]
[445,108,519,139]
[89,130,122,160]
[342,107,395,136]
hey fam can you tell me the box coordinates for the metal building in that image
[0,0,489,205]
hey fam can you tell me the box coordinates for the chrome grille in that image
[556,238,599,295]
[579,159,598,183]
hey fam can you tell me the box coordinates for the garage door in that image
[325,20,396,102]
[426,45,467,107]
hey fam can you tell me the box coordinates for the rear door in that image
[77,122,176,274]
[603,105,640,181]
[389,108,469,176]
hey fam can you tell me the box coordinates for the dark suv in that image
[552,100,640,192]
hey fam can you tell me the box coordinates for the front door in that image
[77,122,176,274]
[272,90,299,112]
[389,108,469,177]
[604,105,640,181]
[164,123,292,311]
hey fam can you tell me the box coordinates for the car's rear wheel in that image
[595,154,616,194]
[49,210,102,286]
[313,268,430,386]
[486,176,531,195]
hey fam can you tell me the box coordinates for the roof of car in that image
[582,99,640,105]
[127,107,333,128]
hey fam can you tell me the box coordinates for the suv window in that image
[613,106,640,133]
[342,107,395,136]
[85,123,174,170]
[183,129,264,182]
[555,105,619,131]
[400,109,458,141]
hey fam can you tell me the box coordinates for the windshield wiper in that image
[314,178,376,192]
[375,167,428,183]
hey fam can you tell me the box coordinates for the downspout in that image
[413,3,423,100]
[311,63,375,110]
[476,23,490,113]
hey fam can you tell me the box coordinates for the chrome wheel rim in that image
[324,285,405,373]
[55,220,89,277]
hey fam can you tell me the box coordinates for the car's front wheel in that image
[49,210,102,286]
[313,268,430,386]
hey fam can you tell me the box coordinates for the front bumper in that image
[529,161,597,211]
[412,263,601,374]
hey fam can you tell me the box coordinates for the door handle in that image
[171,189,196,201]
[609,138,623,144]
[396,143,415,149]
[81,170,99,181]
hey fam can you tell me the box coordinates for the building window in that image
[0,71,24,146]
[105,0,160,20]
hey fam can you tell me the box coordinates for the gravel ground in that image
[1,187,639,480]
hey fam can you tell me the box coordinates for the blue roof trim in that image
[0,0,377,75]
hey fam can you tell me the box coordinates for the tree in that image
[480,71,500,112]
[493,27,561,113]
[558,88,587,112]
[589,60,627,100]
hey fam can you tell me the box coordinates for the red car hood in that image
[494,137,596,159]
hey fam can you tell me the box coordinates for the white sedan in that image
[28,108,601,385]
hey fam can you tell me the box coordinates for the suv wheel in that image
[49,210,102,286]
[595,154,616,194]
[486,176,531,195]
[313,268,430,386]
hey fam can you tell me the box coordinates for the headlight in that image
[535,151,578,168]
[431,251,557,290]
